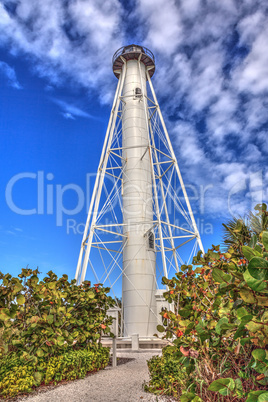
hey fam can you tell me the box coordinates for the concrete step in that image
[101,337,169,350]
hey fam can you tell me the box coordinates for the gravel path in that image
[19,351,174,402]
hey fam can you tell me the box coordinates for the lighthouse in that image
[75,45,203,338]
[113,45,157,336]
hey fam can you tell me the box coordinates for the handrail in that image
[112,45,155,65]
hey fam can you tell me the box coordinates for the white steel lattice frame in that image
[75,60,204,331]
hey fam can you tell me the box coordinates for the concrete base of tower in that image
[121,289,173,338]
[101,336,169,351]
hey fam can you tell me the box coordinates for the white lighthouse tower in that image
[75,45,204,338]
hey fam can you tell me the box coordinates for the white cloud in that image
[62,112,75,120]
[206,91,242,141]
[237,10,266,45]
[256,131,268,153]
[173,122,204,165]
[220,164,247,191]
[180,0,201,18]
[69,0,122,49]
[50,98,95,120]
[0,60,22,88]
[0,0,267,218]
[135,0,182,55]
[0,2,11,26]
[233,25,268,95]
[186,44,225,111]
[0,0,123,96]
[243,97,268,131]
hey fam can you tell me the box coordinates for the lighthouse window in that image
[148,231,154,250]
[135,87,142,97]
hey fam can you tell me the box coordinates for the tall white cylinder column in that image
[122,59,157,337]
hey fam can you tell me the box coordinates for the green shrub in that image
[0,268,114,398]
[148,204,268,401]
[144,345,189,398]
[0,269,115,357]
[0,364,35,398]
[0,346,110,398]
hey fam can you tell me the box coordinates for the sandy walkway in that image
[20,351,174,402]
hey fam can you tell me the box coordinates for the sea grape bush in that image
[147,204,268,401]
[0,269,114,397]
[0,269,114,357]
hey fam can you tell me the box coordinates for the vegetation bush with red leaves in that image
[146,204,268,401]
[0,269,114,397]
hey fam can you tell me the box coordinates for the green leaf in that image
[233,326,245,340]
[12,339,22,345]
[208,378,235,396]
[246,391,266,402]
[252,349,266,362]
[17,294,25,305]
[212,297,221,309]
[244,270,268,292]
[242,246,259,261]
[248,257,268,281]
[13,282,23,293]
[262,310,268,321]
[181,392,203,402]
[87,290,95,299]
[240,289,256,304]
[257,296,268,307]
[157,325,165,333]
[208,251,220,260]
[36,348,44,357]
[185,322,195,335]
[241,338,251,346]
[249,234,258,248]
[257,392,268,402]
[212,268,232,284]
[239,314,253,325]
[255,203,267,212]
[34,371,43,385]
[220,323,237,332]
[195,320,204,332]
[30,275,39,285]
[215,317,228,335]
[255,244,263,253]
[258,377,268,386]
[234,220,243,232]
[56,336,65,346]
[262,231,268,251]
[0,308,10,321]
[235,378,243,391]
[246,320,263,333]
[47,314,54,324]
[236,307,249,319]
[178,309,192,317]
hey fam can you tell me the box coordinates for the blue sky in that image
[0,0,267,286]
